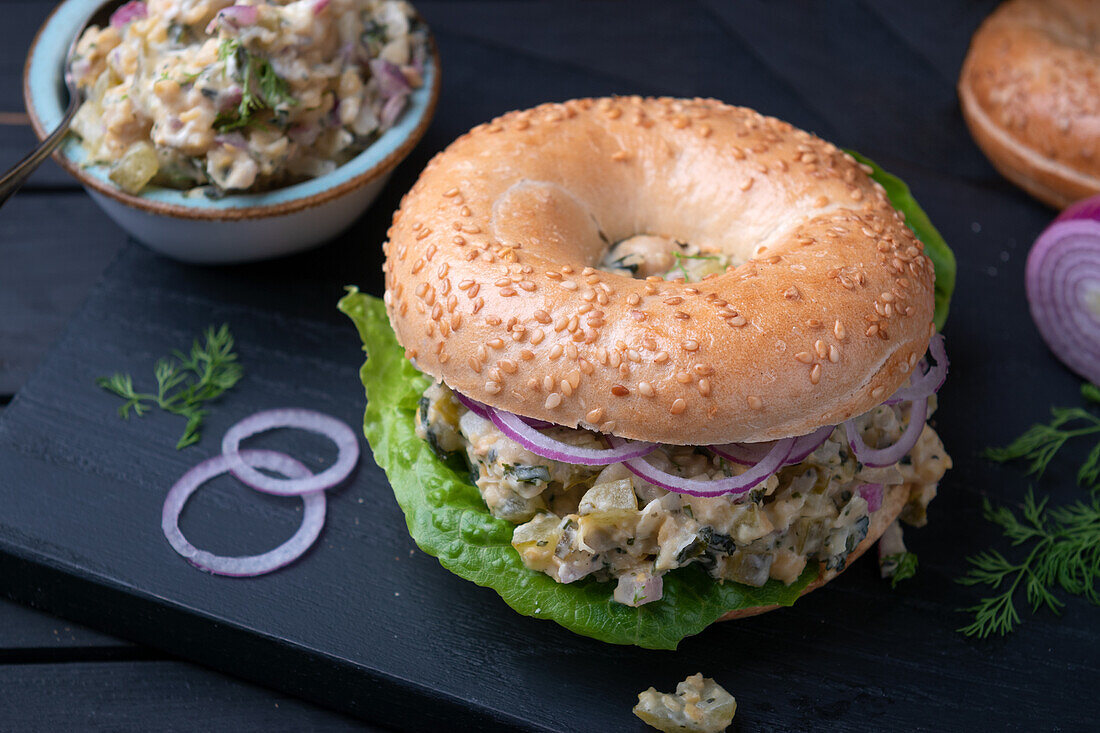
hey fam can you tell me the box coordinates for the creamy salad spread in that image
[70,0,427,194]
[416,379,951,607]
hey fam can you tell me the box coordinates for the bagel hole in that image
[599,235,732,282]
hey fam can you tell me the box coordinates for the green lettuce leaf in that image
[849,150,956,330]
[338,289,815,650]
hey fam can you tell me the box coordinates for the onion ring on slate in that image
[221,408,359,496]
[162,449,326,576]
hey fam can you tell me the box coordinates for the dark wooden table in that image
[5,0,1098,730]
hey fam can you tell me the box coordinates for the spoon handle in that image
[0,102,79,208]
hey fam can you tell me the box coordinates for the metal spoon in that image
[0,0,128,207]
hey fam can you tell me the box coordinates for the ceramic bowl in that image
[23,0,439,264]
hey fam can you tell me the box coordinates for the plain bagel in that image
[959,0,1100,209]
[383,97,936,445]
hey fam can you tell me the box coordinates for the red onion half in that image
[1026,198,1100,385]
[615,436,795,498]
[162,449,326,577]
[489,407,657,466]
[845,398,928,468]
[221,409,360,496]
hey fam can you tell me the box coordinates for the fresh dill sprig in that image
[670,251,721,282]
[213,39,296,132]
[957,490,1100,638]
[96,325,243,449]
[984,384,1100,492]
[884,552,919,589]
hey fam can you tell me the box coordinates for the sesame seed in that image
[560,379,573,397]
[500,287,517,297]
[795,351,813,364]
[487,338,504,349]
[834,319,846,340]
[549,344,563,360]
[670,399,687,415]
[545,393,562,409]
[871,386,885,399]
[611,385,630,397]
[468,357,481,373]
[444,187,460,197]
[682,339,699,352]
[654,351,670,364]
[814,339,828,359]
[829,344,840,363]
[698,378,711,396]
[530,328,545,345]
[675,372,691,384]
[810,364,822,385]
[485,381,502,394]
[561,281,578,291]
[586,407,604,424]
[498,359,517,374]
[638,381,655,397]
[739,178,754,191]
[747,395,763,410]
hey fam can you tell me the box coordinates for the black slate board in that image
[1,1,1099,730]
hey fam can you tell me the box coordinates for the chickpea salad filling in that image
[416,381,951,607]
[70,0,428,194]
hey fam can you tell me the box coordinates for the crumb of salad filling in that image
[634,673,736,733]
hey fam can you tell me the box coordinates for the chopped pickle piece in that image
[634,673,736,733]
[579,479,638,514]
[109,142,159,194]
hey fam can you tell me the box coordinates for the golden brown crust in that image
[717,483,909,621]
[383,97,936,445]
[958,0,1100,208]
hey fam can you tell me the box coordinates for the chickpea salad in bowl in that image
[69,0,429,195]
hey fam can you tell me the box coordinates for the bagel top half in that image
[382,97,936,446]
[959,0,1100,208]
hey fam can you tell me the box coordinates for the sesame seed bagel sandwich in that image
[339,97,957,649]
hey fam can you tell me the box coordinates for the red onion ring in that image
[1026,201,1100,385]
[162,450,326,577]
[708,440,777,466]
[858,483,884,513]
[710,424,834,467]
[614,436,795,497]
[489,407,657,466]
[453,390,490,419]
[844,398,928,468]
[221,409,359,496]
[453,391,554,429]
[884,334,948,404]
[781,424,836,465]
